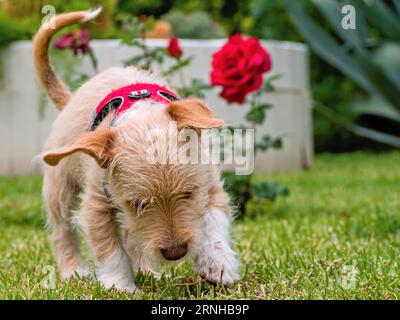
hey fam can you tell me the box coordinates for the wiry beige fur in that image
[35,10,240,292]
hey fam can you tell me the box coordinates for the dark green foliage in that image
[255,135,282,152]
[222,172,251,217]
[223,172,289,219]
[252,181,289,202]
[0,12,32,47]
[286,0,400,149]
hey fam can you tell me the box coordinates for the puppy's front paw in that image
[60,264,91,280]
[196,243,240,286]
[98,272,140,293]
[136,269,163,281]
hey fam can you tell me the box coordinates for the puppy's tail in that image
[33,8,102,111]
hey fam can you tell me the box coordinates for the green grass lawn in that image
[0,152,399,299]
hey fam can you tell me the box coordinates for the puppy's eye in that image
[182,192,193,199]
[130,200,149,210]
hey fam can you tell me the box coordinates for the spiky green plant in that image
[285,0,400,147]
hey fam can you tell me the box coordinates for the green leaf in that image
[371,43,400,101]
[350,96,400,123]
[147,48,166,65]
[315,101,400,148]
[395,0,400,16]
[163,57,193,76]
[372,42,400,70]
[123,54,146,67]
[356,51,400,111]
[263,80,276,93]
[351,126,400,148]
[357,0,400,42]
[123,38,146,48]
[266,74,283,83]
[257,74,283,95]
[246,104,271,124]
[272,137,283,149]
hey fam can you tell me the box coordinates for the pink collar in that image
[88,83,179,131]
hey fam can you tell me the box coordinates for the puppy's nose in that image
[161,243,188,261]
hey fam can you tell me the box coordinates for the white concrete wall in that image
[0,39,312,175]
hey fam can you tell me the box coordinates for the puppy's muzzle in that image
[160,243,188,261]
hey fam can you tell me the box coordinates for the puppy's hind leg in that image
[43,167,90,279]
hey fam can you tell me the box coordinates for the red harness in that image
[88,83,179,131]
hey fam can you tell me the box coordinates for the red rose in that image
[167,37,183,58]
[210,33,272,104]
[55,29,91,55]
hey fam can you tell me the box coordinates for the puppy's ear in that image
[166,99,224,129]
[43,129,117,168]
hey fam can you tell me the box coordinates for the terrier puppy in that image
[33,9,240,292]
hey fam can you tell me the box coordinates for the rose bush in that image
[210,33,272,104]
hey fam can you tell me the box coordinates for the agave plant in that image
[285,0,400,147]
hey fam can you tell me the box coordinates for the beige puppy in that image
[34,9,240,292]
